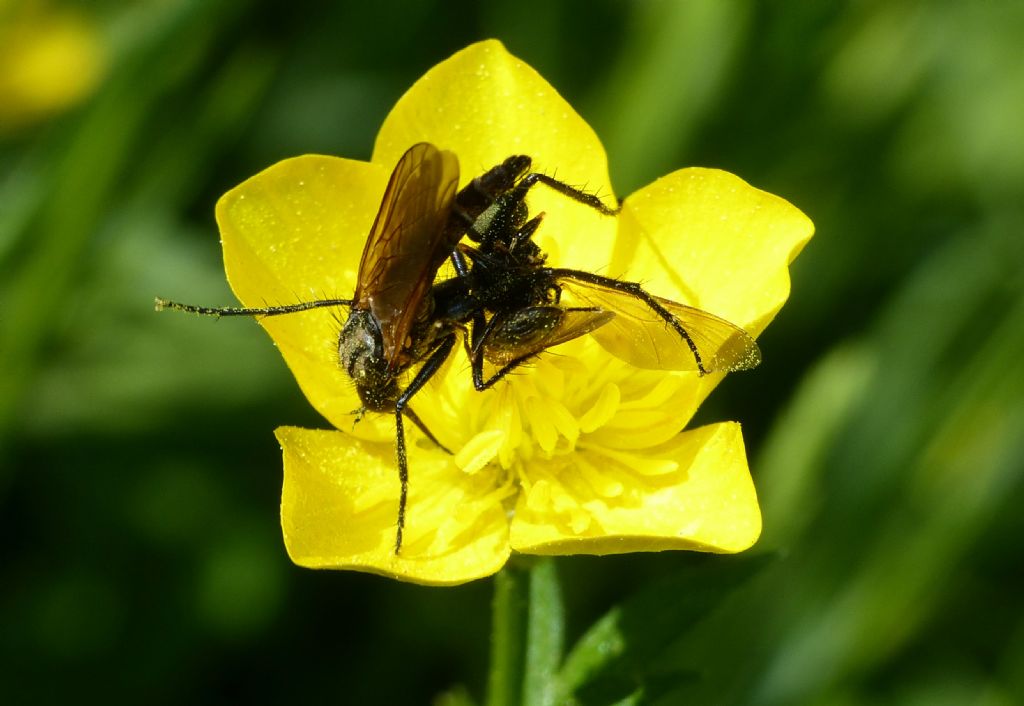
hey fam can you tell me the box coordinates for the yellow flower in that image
[0,2,105,132]
[215,40,813,585]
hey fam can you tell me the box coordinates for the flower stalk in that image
[488,559,567,706]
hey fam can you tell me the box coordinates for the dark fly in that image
[436,157,762,394]
[157,142,760,554]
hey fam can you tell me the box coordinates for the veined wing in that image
[354,142,460,368]
[560,278,761,373]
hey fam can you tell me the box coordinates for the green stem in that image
[486,564,528,706]
[486,559,567,706]
[523,558,566,706]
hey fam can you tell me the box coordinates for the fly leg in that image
[402,407,451,454]
[512,172,620,216]
[544,268,708,375]
[467,314,544,391]
[392,333,457,554]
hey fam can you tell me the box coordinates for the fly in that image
[443,157,761,393]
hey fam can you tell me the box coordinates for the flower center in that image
[424,335,698,534]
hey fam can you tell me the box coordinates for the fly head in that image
[338,308,398,411]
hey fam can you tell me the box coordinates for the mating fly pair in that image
[157,143,760,554]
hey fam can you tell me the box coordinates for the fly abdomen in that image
[484,306,563,359]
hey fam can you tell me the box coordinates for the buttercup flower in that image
[0,2,105,132]
[215,40,813,585]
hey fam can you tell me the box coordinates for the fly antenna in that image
[154,297,352,318]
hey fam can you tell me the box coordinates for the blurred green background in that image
[2,0,1023,704]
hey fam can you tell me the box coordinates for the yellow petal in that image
[612,168,813,409]
[509,422,761,555]
[278,426,511,586]
[454,429,504,474]
[217,156,393,437]
[615,168,814,335]
[373,39,618,270]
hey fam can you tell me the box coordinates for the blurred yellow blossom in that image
[0,1,105,132]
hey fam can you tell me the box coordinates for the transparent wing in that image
[560,278,761,373]
[354,143,460,368]
[482,306,614,366]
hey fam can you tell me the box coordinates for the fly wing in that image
[354,143,460,368]
[560,278,761,373]
[482,306,615,366]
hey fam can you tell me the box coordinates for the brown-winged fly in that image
[156,142,760,554]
